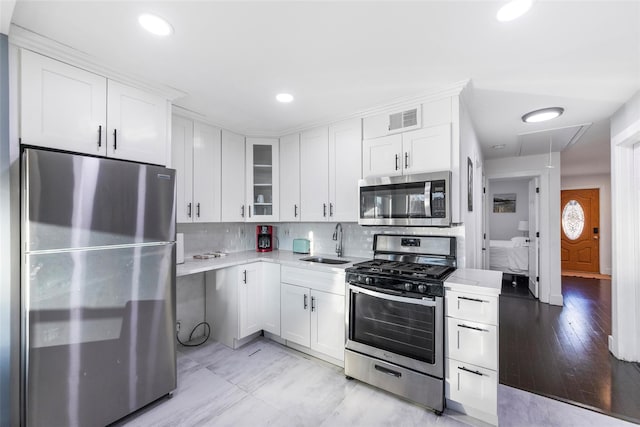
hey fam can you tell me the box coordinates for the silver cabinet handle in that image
[405,152,409,169]
[249,205,252,218]
[242,270,247,284]
[458,296,488,303]
[113,128,117,150]
[187,202,192,218]
[97,125,102,148]
[294,204,298,217]
[303,294,308,309]
[241,205,245,218]
[395,154,399,170]
[311,296,316,312]
[329,203,334,217]
[458,366,484,377]
[196,203,201,218]
[323,203,327,217]
[457,323,489,332]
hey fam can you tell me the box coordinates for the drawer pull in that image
[458,324,489,332]
[458,296,488,303]
[374,364,402,378]
[458,366,484,377]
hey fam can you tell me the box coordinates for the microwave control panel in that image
[430,180,446,218]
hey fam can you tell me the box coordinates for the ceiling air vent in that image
[388,108,419,131]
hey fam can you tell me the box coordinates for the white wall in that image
[609,90,640,362]
[484,153,562,306]
[489,179,529,240]
[561,174,611,275]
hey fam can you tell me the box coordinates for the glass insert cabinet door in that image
[245,138,279,222]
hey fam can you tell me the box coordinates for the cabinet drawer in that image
[445,358,497,415]
[445,290,498,325]
[281,266,345,295]
[446,317,497,370]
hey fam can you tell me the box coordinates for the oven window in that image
[350,292,435,363]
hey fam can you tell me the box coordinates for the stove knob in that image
[418,284,427,293]
[365,277,372,285]
[404,283,413,292]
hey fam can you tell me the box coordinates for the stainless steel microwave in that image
[358,171,451,227]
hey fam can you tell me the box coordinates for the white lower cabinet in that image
[280,266,346,364]
[207,262,281,349]
[444,270,501,426]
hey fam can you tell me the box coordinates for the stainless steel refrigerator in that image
[22,148,177,427]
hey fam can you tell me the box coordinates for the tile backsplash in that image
[178,222,466,266]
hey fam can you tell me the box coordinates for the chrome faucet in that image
[332,222,343,258]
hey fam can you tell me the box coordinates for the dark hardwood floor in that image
[499,276,640,424]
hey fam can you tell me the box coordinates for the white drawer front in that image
[281,266,346,295]
[445,290,498,325]
[446,317,497,370]
[445,358,497,415]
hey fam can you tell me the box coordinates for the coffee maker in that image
[256,225,274,252]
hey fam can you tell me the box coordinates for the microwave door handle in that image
[424,182,432,217]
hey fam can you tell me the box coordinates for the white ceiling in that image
[9,1,640,173]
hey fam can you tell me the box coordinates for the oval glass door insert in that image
[562,200,585,240]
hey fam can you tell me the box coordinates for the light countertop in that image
[444,268,503,296]
[177,250,369,277]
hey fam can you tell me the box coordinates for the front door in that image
[561,189,600,273]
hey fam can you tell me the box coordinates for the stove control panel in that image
[346,271,444,297]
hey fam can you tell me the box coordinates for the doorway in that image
[560,189,600,273]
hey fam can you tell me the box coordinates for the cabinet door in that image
[221,130,246,222]
[300,127,329,221]
[261,262,281,336]
[280,283,310,347]
[310,290,345,361]
[20,50,107,155]
[402,124,451,174]
[362,134,402,178]
[171,116,194,223]
[106,80,168,165]
[329,118,361,222]
[238,263,261,339]
[193,122,221,223]
[279,133,301,222]
[445,359,497,416]
[246,138,279,222]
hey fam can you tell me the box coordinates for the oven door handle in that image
[349,285,438,307]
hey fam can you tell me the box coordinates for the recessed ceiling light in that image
[492,144,506,150]
[497,0,533,22]
[521,107,564,123]
[276,93,294,103]
[138,13,174,36]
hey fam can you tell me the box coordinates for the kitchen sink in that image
[299,256,350,265]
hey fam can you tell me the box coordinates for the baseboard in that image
[603,267,612,275]
[549,293,564,306]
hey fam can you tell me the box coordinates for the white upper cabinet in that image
[402,124,451,174]
[363,124,451,178]
[171,116,194,223]
[279,133,301,222]
[171,116,221,223]
[362,134,403,178]
[328,118,362,222]
[106,80,168,165]
[20,49,107,155]
[20,50,169,165]
[221,130,246,222]
[192,122,222,222]
[300,127,330,222]
[246,138,279,222]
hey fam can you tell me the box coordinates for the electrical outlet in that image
[176,321,181,333]
[284,229,290,236]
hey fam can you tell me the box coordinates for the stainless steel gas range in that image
[344,234,457,414]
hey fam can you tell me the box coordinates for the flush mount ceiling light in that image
[521,107,564,123]
[497,0,534,22]
[276,93,294,103]
[138,14,174,36]
[492,144,506,150]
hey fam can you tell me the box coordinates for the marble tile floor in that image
[115,338,637,427]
